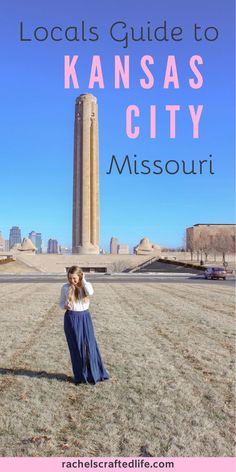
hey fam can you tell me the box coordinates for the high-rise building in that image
[110,237,118,254]
[29,231,42,254]
[0,231,5,251]
[29,231,36,245]
[72,94,99,254]
[41,240,47,254]
[9,226,21,249]
[4,240,9,251]
[36,233,42,254]
[47,239,59,254]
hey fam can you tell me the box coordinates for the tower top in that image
[76,94,97,104]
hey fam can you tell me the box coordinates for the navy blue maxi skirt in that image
[64,309,109,384]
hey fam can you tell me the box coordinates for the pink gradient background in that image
[0,457,235,472]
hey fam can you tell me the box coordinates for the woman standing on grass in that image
[59,265,109,385]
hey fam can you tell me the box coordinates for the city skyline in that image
[0,223,177,252]
[1,221,235,254]
[0,0,235,252]
[0,226,60,253]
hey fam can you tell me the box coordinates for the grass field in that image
[0,282,235,456]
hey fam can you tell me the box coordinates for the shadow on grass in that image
[0,367,73,383]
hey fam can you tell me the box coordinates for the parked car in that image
[204,267,227,280]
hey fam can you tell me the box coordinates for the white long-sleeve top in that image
[59,280,94,311]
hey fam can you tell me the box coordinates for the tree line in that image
[187,228,235,263]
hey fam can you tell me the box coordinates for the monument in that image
[11,238,36,254]
[134,237,161,255]
[72,94,100,254]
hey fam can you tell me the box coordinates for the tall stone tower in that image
[72,94,100,254]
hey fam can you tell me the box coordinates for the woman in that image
[59,265,109,385]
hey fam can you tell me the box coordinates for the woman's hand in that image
[64,302,73,310]
[81,272,86,284]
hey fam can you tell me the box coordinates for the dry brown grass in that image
[0,282,235,456]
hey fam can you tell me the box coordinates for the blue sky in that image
[0,0,235,250]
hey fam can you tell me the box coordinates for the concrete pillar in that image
[72,94,100,254]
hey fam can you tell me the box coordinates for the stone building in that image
[110,237,118,254]
[11,238,37,254]
[117,244,129,255]
[134,237,161,255]
[19,238,36,253]
[186,224,235,252]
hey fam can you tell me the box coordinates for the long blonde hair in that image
[67,266,89,304]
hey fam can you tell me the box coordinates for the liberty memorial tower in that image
[72,94,100,255]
